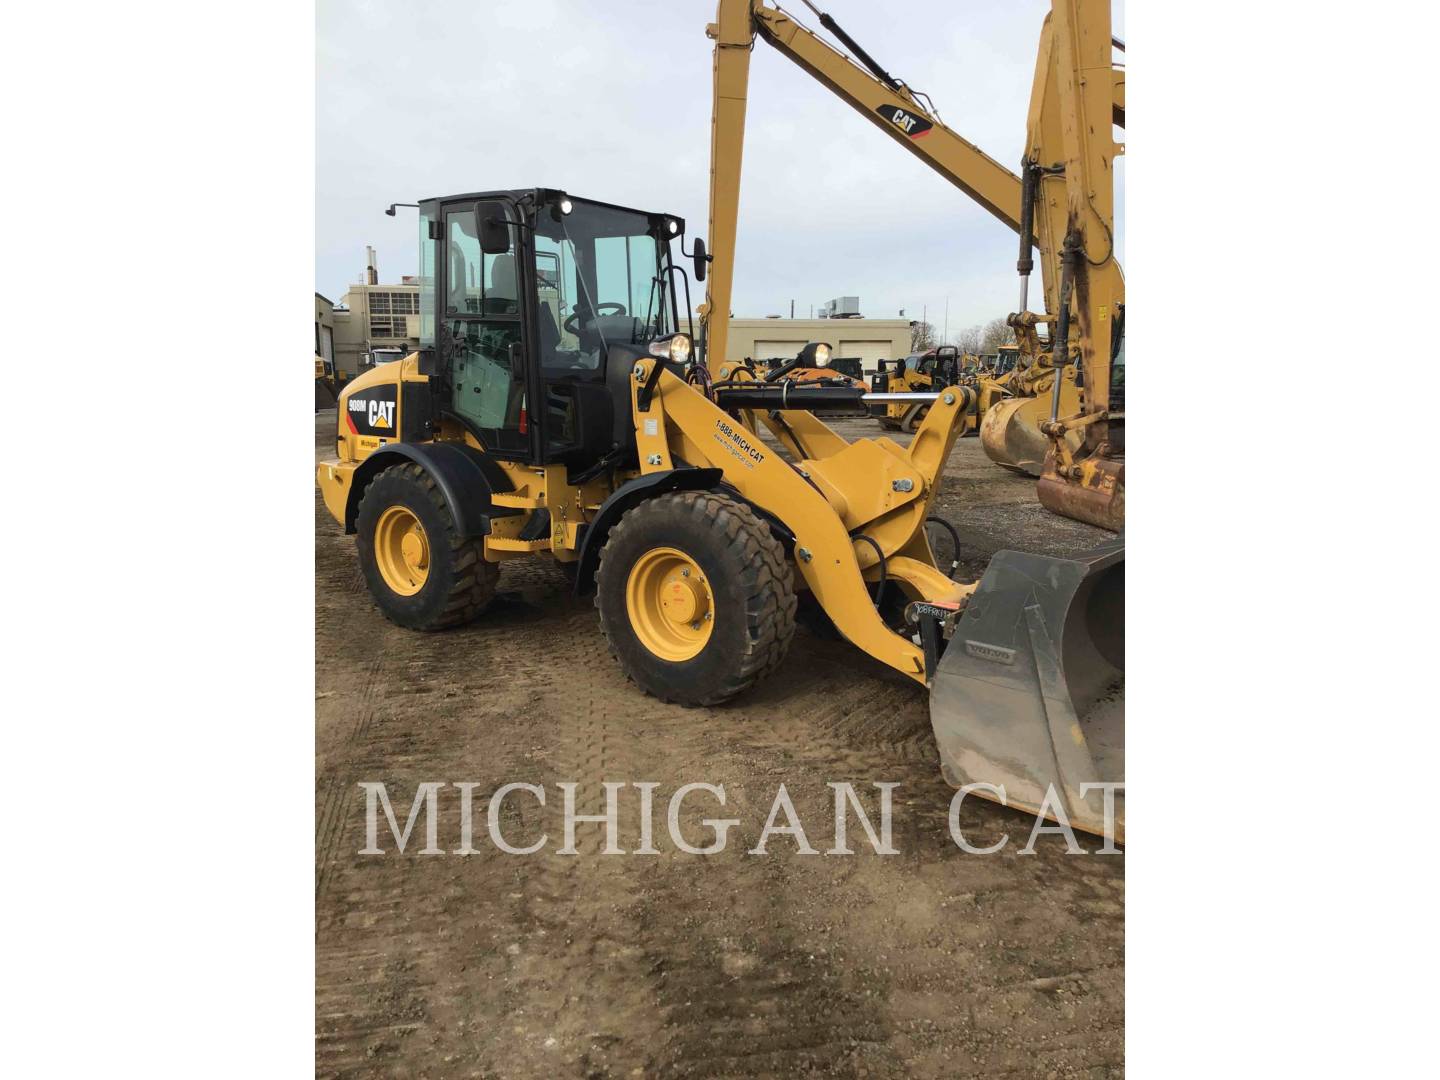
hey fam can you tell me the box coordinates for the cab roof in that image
[417,188,683,230]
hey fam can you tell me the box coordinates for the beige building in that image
[331,279,422,377]
[710,317,912,373]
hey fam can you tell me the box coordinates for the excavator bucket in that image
[929,540,1124,842]
[979,392,1083,477]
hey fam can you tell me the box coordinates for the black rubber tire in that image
[355,462,499,630]
[595,490,796,706]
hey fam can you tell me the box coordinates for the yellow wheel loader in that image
[316,189,1123,838]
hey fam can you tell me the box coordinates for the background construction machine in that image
[749,354,866,391]
[316,181,1123,838]
[980,359,1084,476]
[700,0,1125,533]
[967,344,1021,424]
[315,354,348,411]
[870,345,972,434]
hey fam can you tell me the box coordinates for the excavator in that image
[700,0,1124,532]
[312,2,1124,840]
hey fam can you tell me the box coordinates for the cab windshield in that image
[532,200,677,373]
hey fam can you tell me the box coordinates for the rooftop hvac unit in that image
[821,296,862,319]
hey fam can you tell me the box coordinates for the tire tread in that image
[358,462,499,630]
[594,490,796,705]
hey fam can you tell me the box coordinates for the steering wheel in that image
[563,301,627,336]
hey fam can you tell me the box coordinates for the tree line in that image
[910,316,1017,355]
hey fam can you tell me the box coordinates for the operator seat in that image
[537,303,561,362]
[479,253,523,427]
[486,254,518,315]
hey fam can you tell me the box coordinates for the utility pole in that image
[790,299,795,318]
[944,297,949,344]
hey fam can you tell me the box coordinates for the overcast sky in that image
[317,0,1122,339]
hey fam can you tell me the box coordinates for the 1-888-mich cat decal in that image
[344,385,398,436]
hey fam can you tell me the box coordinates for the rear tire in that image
[595,491,796,706]
[356,462,499,630]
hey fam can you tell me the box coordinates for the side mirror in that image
[476,201,510,254]
[692,237,707,283]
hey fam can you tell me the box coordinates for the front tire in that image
[356,462,499,630]
[595,491,796,706]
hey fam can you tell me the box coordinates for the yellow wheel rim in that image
[625,546,714,662]
[374,505,430,596]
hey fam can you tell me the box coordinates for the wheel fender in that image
[574,468,723,595]
[346,442,517,538]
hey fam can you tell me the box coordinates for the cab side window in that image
[443,208,527,455]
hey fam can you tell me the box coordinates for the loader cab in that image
[993,346,1020,375]
[930,345,960,386]
[912,348,956,387]
[417,189,690,470]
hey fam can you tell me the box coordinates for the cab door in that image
[439,203,531,457]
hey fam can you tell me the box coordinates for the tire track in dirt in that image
[315,653,384,901]
[458,628,679,1076]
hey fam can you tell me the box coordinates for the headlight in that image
[797,341,832,368]
[558,197,573,215]
[649,333,692,364]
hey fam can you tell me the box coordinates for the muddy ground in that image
[316,411,1122,1078]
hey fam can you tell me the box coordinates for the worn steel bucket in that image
[979,381,1083,476]
[930,540,1124,842]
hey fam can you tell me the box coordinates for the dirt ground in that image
[316,410,1123,1078]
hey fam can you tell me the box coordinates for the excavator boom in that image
[703,0,1033,368]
